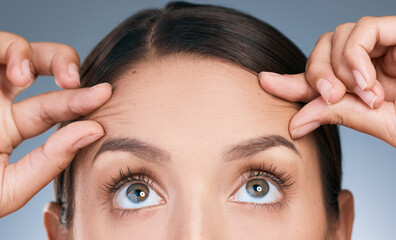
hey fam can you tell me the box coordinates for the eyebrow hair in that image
[221,135,301,162]
[92,135,300,165]
[92,137,171,165]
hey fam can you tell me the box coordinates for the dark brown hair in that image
[55,1,341,228]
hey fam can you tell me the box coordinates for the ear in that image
[334,190,354,240]
[43,202,68,240]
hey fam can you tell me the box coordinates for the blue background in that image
[0,0,395,239]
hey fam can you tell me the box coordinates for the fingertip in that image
[73,132,105,150]
[55,120,105,151]
[290,121,321,139]
[344,46,376,91]
[258,71,280,85]
[316,78,334,104]
[71,121,105,150]
[54,64,80,89]
[88,82,112,99]
[371,81,385,108]
[68,63,80,87]
[7,59,32,87]
[327,81,347,104]
[76,120,105,134]
[353,79,385,109]
[288,96,328,138]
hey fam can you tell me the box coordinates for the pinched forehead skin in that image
[70,54,326,239]
[89,55,300,145]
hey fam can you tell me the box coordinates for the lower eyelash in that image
[100,163,293,216]
[235,161,294,211]
[249,198,291,212]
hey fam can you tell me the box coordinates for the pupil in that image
[254,185,262,192]
[126,183,149,203]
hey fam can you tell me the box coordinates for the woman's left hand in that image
[258,16,396,148]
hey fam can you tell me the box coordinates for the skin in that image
[260,16,396,146]
[61,55,331,239]
[11,12,396,240]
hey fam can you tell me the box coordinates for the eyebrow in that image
[92,135,301,165]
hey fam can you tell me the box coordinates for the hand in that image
[258,16,396,147]
[0,31,112,217]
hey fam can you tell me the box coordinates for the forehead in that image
[88,55,300,154]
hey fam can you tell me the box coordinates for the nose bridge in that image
[168,178,224,240]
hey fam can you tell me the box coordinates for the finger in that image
[380,45,396,77]
[258,72,319,102]
[305,32,347,104]
[31,42,80,89]
[0,120,104,217]
[9,83,111,148]
[353,80,385,109]
[331,22,384,108]
[289,93,396,147]
[330,23,358,90]
[0,31,34,87]
[344,16,396,91]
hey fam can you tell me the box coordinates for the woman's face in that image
[70,55,328,239]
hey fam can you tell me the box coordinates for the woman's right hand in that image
[0,31,112,217]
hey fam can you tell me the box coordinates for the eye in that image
[114,182,163,209]
[231,178,281,204]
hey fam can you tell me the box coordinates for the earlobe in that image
[43,202,68,240]
[335,189,355,240]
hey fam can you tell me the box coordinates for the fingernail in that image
[54,78,61,88]
[259,71,281,78]
[21,59,32,84]
[73,133,104,149]
[68,63,80,87]
[352,70,367,91]
[291,122,321,139]
[316,78,334,104]
[90,82,110,91]
[354,87,377,109]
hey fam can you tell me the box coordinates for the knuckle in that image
[5,36,32,60]
[39,100,57,125]
[56,44,80,61]
[334,22,355,34]
[317,32,333,43]
[306,61,328,82]
[41,141,69,173]
[332,60,345,75]
[357,16,374,24]
[342,45,356,61]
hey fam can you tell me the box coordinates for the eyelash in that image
[101,162,294,216]
[100,167,157,217]
[237,161,295,211]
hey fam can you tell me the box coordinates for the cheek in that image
[71,155,168,239]
[70,135,328,239]
[222,170,327,238]
[221,135,328,239]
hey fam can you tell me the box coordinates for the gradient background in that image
[0,0,395,239]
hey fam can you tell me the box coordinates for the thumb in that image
[258,72,319,102]
[289,93,396,148]
[0,120,104,217]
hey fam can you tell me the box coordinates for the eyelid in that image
[228,163,294,202]
[101,167,167,212]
